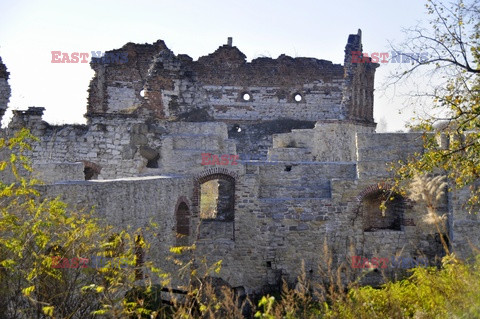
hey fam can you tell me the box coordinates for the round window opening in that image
[242,93,251,101]
[140,90,145,97]
[294,93,303,102]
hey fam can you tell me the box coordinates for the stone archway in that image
[358,183,405,232]
[193,168,238,222]
[193,168,238,241]
[175,197,190,246]
[80,160,101,180]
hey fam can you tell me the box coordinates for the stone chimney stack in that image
[227,37,233,47]
[344,29,363,64]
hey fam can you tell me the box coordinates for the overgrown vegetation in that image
[0,129,170,318]
[389,0,480,207]
[2,0,480,316]
[1,130,480,318]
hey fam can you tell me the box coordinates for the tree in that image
[0,129,167,318]
[388,0,480,208]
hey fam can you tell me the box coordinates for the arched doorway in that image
[175,201,190,246]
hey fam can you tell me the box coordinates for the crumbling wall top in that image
[83,30,376,125]
[0,56,11,124]
[191,44,343,86]
[0,57,9,80]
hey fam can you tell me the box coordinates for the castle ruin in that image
[1,30,479,294]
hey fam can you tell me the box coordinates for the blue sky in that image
[0,0,429,131]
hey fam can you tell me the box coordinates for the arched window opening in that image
[362,190,404,232]
[200,178,234,221]
[176,202,190,245]
[81,160,101,180]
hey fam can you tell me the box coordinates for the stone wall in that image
[3,112,476,294]
[8,113,237,179]
[84,31,377,157]
[342,30,378,124]
[450,184,480,259]
[87,41,349,123]
[32,162,84,183]
[40,175,194,280]
[271,120,375,162]
[31,142,454,293]
[356,133,425,178]
[1,30,478,295]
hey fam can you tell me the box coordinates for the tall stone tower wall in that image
[342,29,378,124]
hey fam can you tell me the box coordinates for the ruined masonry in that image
[1,30,479,294]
